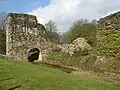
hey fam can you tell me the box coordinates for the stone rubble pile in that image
[58,38,91,55]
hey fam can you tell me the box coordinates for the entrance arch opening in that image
[28,48,41,62]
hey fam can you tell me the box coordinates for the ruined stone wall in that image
[98,11,120,31]
[58,38,91,55]
[5,13,51,60]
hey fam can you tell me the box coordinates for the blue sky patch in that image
[0,0,50,13]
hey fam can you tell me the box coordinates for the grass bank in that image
[0,58,119,90]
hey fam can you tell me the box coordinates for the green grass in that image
[46,51,96,70]
[0,58,120,90]
[46,51,83,67]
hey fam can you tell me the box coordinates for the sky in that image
[0,0,120,32]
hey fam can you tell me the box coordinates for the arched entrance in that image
[28,48,42,62]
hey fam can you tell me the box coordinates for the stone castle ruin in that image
[0,13,51,61]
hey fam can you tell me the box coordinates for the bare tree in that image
[0,12,7,29]
[0,12,7,54]
[45,20,61,44]
[45,20,57,32]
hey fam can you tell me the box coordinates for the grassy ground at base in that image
[0,58,120,90]
[46,51,85,67]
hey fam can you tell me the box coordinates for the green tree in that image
[62,19,96,47]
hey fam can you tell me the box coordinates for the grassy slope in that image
[0,59,119,90]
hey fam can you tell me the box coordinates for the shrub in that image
[96,30,120,58]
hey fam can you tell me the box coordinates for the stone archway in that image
[28,48,42,62]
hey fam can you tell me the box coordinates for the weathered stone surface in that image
[4,13,52,61]
[58,38,91,55]
[96,11,120,74]
[98,11,120,31]
[92,56,120,73]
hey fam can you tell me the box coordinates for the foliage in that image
[96,30,120,58]
[96,11,120,59]
[62,19,96,47]
[0,59,119,90]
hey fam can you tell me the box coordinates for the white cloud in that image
[30,0,120,32]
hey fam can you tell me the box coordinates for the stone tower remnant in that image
[2,13,51,61]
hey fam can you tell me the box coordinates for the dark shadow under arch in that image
[28,48,40,62]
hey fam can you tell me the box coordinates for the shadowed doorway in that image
[28,48,40,62]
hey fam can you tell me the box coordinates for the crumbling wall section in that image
[5,13,51,60]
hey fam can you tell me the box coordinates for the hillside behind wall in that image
[5,13,52,60]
